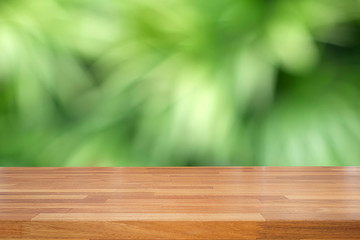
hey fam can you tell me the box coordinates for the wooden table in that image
[0,167,359,239]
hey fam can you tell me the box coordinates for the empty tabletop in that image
[0,167,359,239]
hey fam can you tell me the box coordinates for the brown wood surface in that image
[0,167,359,239]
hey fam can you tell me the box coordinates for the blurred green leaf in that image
[0,0,360,166]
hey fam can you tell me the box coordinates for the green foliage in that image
[1,0,360,166]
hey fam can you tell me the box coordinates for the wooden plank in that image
[0,167,359,239]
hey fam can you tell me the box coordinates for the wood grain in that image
[0,167,359,239]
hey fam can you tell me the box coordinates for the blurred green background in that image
[1,0,360,167]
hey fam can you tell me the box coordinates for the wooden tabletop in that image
[0,167,359,239]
